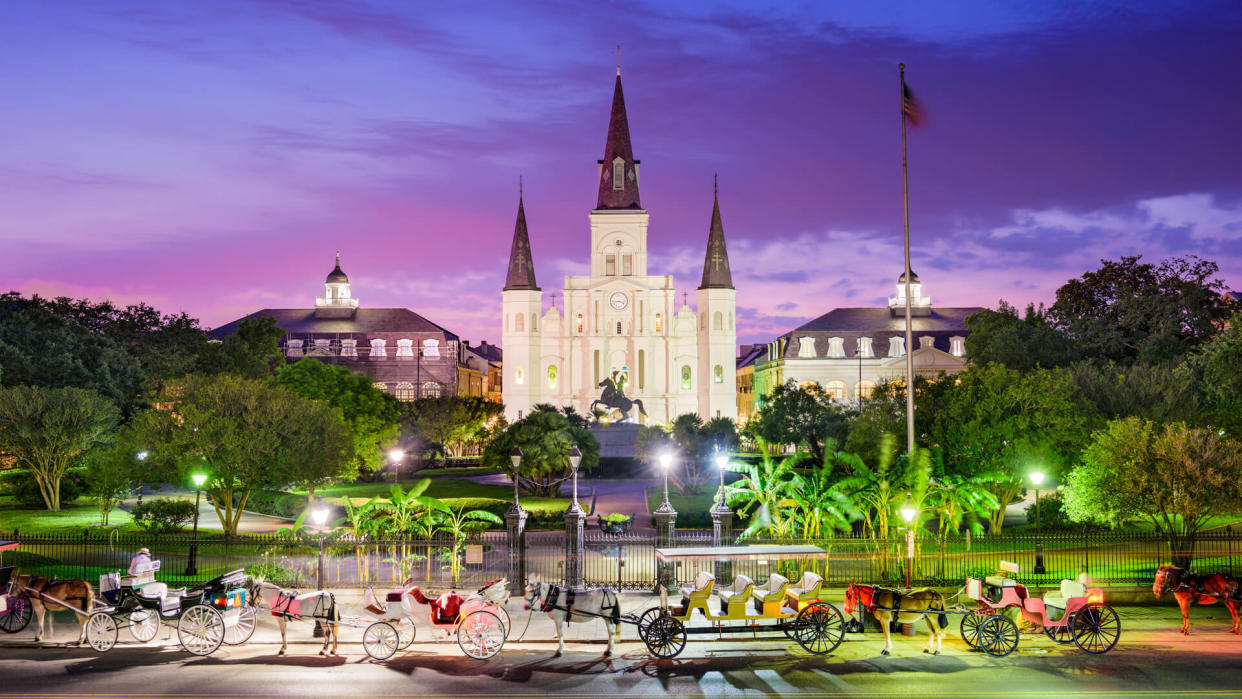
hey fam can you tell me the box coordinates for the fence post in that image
[505,501,528,595]
[710,499,733,582]
[564,503,586,589]
[654,504,677,591]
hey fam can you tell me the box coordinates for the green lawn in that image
[0,495,139,534]
[295,477,570,518]
[643,485,721,517]
[407,466,503,478]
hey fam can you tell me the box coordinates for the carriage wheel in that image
[457,610,505,660]
[1042,621,1074,645]
[86,612,118,652]
[636,607,663,638]
[363,621,399,660]
[129,609,159,643]
[493,604,512,640]
[223,605,258,645]
[395,618,417,649]
[0,595,33,633]
[177,605,224,656]
[960,610,989,650]
[978,614,1019,657]
[642,614,687,659]
[1069,604,1120,655]
[792,602,846,655]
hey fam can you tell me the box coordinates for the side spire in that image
[698,175,733,290]
[503,188,539,291]
[595,69,641,210]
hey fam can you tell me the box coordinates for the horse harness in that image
[539,584,620,624]
[1167,571,1241,603]
[860,585,904,614]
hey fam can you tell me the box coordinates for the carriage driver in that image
[128,547,153,576]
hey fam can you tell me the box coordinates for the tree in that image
[1191,313,1242,437]
[404,396,504,460]
[275,359,401,484]
[1070,361,1203,425]
[746,381,851,461]
[481,406,599,497]
[1064,418,1242,567]
[436,506,503,582]
[835,433,932,540]
[785,445,860,540]
[723,449,805,540]
[636,414,741,495]
[84,437,142,525]
[1050,255,1230,365]
[0,385,119,511]
[198,316,286,379]
[964,302,1076,371]
[844,375,952,465]
[130,374,353,536]
[0,299,147,416]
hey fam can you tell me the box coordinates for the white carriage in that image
[352,578,511,660]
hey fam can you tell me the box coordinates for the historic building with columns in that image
[501,69,737,425]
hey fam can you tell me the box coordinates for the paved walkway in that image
[118,487,294,534]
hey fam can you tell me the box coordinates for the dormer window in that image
[827,337,846,358]
[370,338,387,359]
[797,337,816,358]
[286,339,303,358]
[396,339,414,358]
[340,339,358,357]
[612,157,625,190]
[857,337,874,359]
[423,339,440,357]
[950,336,966,357]
[888,337,905,357]
[919,336,935,350]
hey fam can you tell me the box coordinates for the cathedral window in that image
[857,337,874,359]
[681,365,692,391]
[827,337,846,358]
[286,339,303,358]
[516,314,525,332]
[370,339,387,359]
[394,382,416,402]
[576,313,584,334]
[422,382,441,398]
[515,367,524,384]
[797,337,816,358]
[729,312,734,330]
[654,313,663,333]
[622,255,633,275]
[919,336,935,350]
[593,350,600,385]
[423,339,440,357]
[700,313,705,330]
[396,339,415,358]
[826,380,846,401]
[612,158,625,190]
[713,365,723,384]
[888,337,905,357]
[605,254,616,276]
[713,311,723,331]
[340,339,358,357]
[547,365,558,390]
[314,339,331,355]
[594,301,600,332]
[950,336,966,357]
[855,381,876,400]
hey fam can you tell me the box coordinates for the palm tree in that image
[722,446,805,540]
[435,506,504,582]
[371,480,450,580]
[786,445,860,540]
[335,496,380,583]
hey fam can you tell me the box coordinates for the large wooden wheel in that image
[129,609,159,642]
[1043,621,1074,645]
[960,610,989,650]
[363,621,399,660]
[1069,604,1121,654]
[0,595,33,634]
[177,605,224,656]
[641,613,686,659]
[978,614,1020,657]
[457,610,506,660]
[223,605,258,645]
[636,607,663,638]
[86,611,118,652]
[792,602,846,655]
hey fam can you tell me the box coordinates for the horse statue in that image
[1154,565,1240,635]
[590,369,646,423]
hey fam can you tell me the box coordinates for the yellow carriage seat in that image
[718,574,755,616]
[678,571,715,603]
[752,573,789,615]
[785,571,824,608]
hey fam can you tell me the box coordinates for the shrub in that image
[130,498,196,533]
[242,489,307,519]
[1025,491,1103,531]
[0,468,85,507]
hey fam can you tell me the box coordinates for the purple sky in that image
[2,1,1240,347]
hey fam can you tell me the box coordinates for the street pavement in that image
[3,595,1241,698]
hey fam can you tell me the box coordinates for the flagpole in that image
[899,63,915,460]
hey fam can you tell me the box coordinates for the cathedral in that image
[501,68,737,425]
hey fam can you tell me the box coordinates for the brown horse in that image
[16,572,96,644]
[1153,566,1240,635]
[844,582,948,655]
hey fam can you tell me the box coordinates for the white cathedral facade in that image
[501,69,737,425]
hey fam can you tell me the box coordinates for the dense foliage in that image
[480,406,599,497]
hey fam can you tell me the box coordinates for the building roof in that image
[470,341,503,363]
[736,343,764,369]
[795,307,982,333]
[208,308,459,340]
[595,73,642,210]
[1226,291,1241,303]
[503,196,539,291]
[326,251,348,284]
[698,185,734,290]
[897,269,920,284]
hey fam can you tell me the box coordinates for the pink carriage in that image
[355,578,511,660]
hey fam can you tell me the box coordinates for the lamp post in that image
[654,452,678,590]
[657,451,674,512]
[899,493,917,591]
[710,448,734,581]
[1030,471,1046,574]
[564,445,585,589]
[311,500,329,637]
[506,446,528,594]
[135,451,148,506]
[185,473,207,576]
[389,448,405,484]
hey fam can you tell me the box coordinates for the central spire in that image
[699,174,734,290]
[595,71,641,210]
[503,190,539,291]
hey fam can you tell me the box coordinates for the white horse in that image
[522,577,621,657]
[249,579,340,656]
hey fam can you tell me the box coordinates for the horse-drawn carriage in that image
[86,562,253,655]
[957,561,1120,656]
[354,578,511,660]
[637,545,847,658]
[0,541,33,635]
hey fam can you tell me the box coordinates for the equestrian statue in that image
[591,367,646,423]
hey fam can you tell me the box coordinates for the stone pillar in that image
[653,501,678,591]
[711,498,734,582]
[564,501,586,589]
[505,502,528,596]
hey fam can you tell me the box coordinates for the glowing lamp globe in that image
[191,474,207,488]
[1030,471,1046,486]
[899,493,917,524]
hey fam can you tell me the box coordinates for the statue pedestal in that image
[588,423,642,459]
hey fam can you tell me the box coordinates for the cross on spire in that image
[548,292,559,309]
[519,172,523,200]
[615,45,622,75]
[682,291,688,307]
[714,172,718,198]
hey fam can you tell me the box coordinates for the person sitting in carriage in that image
[128,548,152,577]
[407,586,465,625]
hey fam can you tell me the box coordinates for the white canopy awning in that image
[655,545,826,561]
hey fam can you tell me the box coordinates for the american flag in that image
[902,83,924,128]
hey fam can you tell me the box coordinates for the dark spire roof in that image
[503,195,539,291]
[898,269,921,284]
[326,249,348,284]
[595,73,641,210]
[698,176,734,290]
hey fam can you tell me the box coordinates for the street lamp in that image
[713,448,728,509]
[899,493,916,591]
[658,451,674,511]
[509,446,523,509]
[1030,471,1047,574]
[388,448,405,483]
[311,499,330,637]
[568,445,583,510]
[185,473,207,576]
